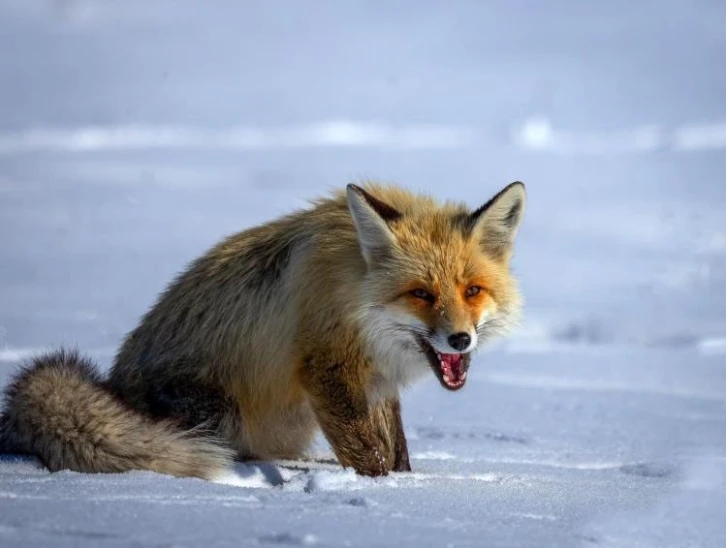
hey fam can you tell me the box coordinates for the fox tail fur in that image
[0,349,233,479]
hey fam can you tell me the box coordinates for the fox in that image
[0,181,526,480]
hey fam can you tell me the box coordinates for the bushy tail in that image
[0,349,233,480]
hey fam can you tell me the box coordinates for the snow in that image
[1,350,724,547]
[4,118,726,156]
[1,1,725,547]
[0,122,473,154]
[512,118,726,154]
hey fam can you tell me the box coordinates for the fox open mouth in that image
[416,337,471,391]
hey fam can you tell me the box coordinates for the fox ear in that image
[346,184,401,265]
[469,182,526,259]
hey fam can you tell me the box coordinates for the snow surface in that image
[1,347,725,547]
[1,1,725,547]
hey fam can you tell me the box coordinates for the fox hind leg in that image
[136,364,236,435]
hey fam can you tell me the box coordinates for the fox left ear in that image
[346,184,402,265]
[469,182,526,259]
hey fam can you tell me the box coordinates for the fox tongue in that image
[439,353,466,387]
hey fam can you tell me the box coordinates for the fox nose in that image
[447,332,471,352]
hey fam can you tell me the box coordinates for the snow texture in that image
[1,1,725,547]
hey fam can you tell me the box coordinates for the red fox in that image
[0,181,526,479]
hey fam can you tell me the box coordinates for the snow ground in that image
[1,346,725,547]
[1,1,725,547]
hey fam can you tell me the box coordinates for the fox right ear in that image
[346,184,401,265]
[469,181,526,259]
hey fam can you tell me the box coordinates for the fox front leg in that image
[301,359,388,477]
[371,397,411,472]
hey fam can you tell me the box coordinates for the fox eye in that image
[409,288,435,303]
[465,285,482,298]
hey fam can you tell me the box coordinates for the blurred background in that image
[0,0,724,364]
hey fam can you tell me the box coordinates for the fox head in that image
[347,182,526,393]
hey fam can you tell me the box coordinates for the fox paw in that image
[354,447,388,477]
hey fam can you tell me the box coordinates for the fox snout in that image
[441,329,477,353]
[447,332,471,352]
[425,327,478,355]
